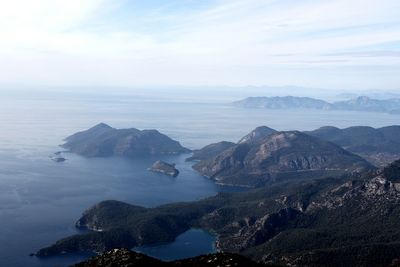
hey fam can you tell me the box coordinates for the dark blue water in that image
[0,150,242,267]
[1,90,400,267]
[134,229,217,261]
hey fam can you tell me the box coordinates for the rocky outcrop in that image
[260,160,400,267]
[73,248,268,267]
[72,248,165,267]
[307,160,400,212]
[216,208,302,251]
[193,131,373,187]
[62,123,190,157]
[149,161,179,177]
[238,126,277,145]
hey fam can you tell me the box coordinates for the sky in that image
[0,0,399,90]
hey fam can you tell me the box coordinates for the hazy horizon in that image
[1,84,400,104]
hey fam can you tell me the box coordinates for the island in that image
[149,161,179,177]
[233,96,332,110]
[233,95,400,114]
[51,157,66,162]
[49,152,67,162]
[62,123,191,158]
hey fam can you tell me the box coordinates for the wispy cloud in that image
[0,0,399,89]
[326,51,400,57]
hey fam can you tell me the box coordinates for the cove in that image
[133,229,217,261]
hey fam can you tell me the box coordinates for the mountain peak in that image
[90,123,113,130]
[238,126,277,144]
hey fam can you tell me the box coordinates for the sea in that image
[1,88,399,267]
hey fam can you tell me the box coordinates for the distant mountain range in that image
[62,123,190,157]
[233,96,400,114]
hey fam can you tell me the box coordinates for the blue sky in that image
[0,0,399,90]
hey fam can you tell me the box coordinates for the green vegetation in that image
[37,160,400,266]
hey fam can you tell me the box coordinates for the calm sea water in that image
[134,229,217,261]
[1,89,400,267]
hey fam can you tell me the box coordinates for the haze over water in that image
[1,89,400,267]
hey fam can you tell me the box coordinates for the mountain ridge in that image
[36,159,400,266]
[72,248,271,267]
[307,125,400,166]
[233,95,400,114]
